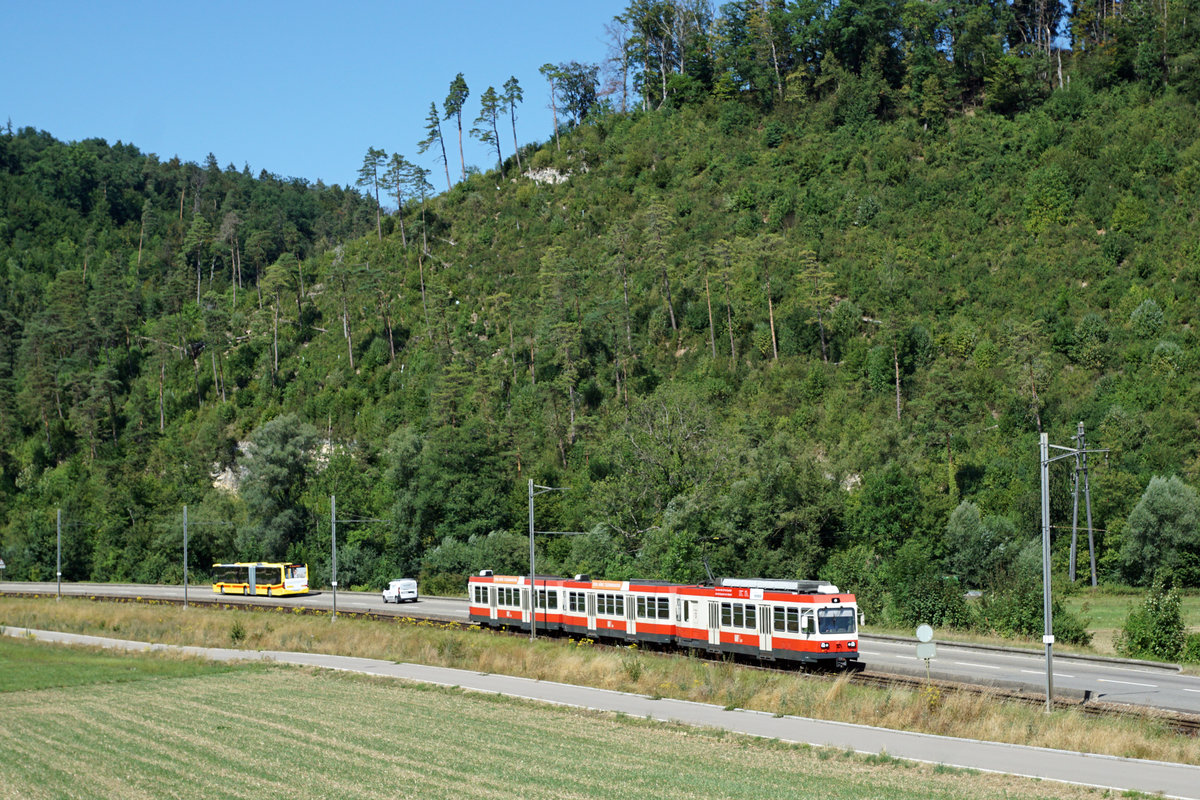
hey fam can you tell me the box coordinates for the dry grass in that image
[4,595,1198,767]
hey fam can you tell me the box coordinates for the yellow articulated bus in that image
[212,562,308,596]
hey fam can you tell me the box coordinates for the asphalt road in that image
[5,580,1199,714]
[6,625,1200,800]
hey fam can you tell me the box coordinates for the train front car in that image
[680,578,861,668]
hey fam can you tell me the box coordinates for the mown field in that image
[0,637,1154,800]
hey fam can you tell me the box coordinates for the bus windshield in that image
[817,607,856,634]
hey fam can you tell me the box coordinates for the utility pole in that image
[1069,422,1098,585]
[331,495,337,620]
[1041,431,1107,712]
[528,480,576,641]
[183,505,189,608]
[56,508,61,600]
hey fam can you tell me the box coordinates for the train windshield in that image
[817,607,856,634]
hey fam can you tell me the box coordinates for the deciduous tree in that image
[1120,475,1200,587]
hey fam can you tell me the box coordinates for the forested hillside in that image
[4,1,1200,637]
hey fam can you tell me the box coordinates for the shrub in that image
[1183,634,1200,664]
[978,564,1092,646]
[884,540,974,629]
[1129,299,1164,339]
[1113,584,1186,661]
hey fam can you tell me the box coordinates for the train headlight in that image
[820,642,830,650]
[848,641,857,649]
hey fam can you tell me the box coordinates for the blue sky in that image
[2,1,627,192]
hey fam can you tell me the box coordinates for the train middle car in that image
[467,571,861,667]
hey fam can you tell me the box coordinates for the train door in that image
[707,601,720,647]
[626,594,637,637]
[488,585,497,622]
[586,592,597,632]
[757,605,772,654]
[521,587,531,626]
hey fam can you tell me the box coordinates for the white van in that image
[383,578,418,603]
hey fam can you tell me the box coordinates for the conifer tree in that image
[356,146,387,241]
[444,73,470,181]
[417,101,452,192]
[502,76,524,171]
[471,86,503,172]
[383,153,413,247]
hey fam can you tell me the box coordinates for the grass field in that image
[0,634,260,692]
[0,637,1150,800]
[4,596,1199,769]
[1061,588,1200,655]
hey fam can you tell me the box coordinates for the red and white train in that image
[467,571,862,667]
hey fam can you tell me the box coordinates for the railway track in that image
[848,668,1200,736]
[8,588,1199,736]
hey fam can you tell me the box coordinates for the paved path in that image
[6,626,1200,799]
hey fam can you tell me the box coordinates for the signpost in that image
[916,624,937,675]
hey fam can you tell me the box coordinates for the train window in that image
[788,608,799,633]
[598,593,622,615]
[775,606,799,633]
[568,591,585,613]
[634,597,667,620]
[818,607,856,634]
[719,602,756,630]
[678,599,689,623]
